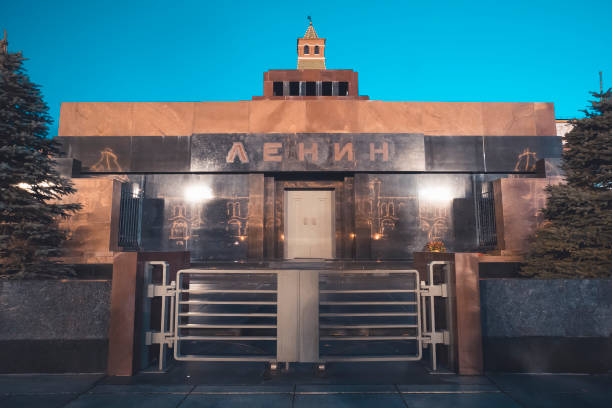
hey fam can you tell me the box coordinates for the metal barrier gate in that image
[144,263,451,372]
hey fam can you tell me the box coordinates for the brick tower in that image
[297,21,325,70]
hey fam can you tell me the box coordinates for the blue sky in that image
[3,0,611,135]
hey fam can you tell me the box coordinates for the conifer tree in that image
[521,90,612,278]
[0,44,80,278]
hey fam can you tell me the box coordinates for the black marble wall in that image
[57,134,561,174]
[135,174,250,261]
[354,174,519,259]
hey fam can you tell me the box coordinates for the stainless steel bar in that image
[178,289,277,294]
[320,324,418,329]
[320,290,417,293]
[320,313,417,317]
[178,336,276,341]
[179,312,277,317]
[174,355,277,362]
[321,356,421,362]
[320,301,417,305]
[179,301,277,305]
[178,324,277,329]
[320,336,419,341]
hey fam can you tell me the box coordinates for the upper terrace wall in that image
[58,101,556,137]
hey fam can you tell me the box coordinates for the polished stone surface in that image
[0,281,111,341]
[139,174,250,261]
[484,136,562,173]
[57,134,561,174]
[2,371,611,407]
[58,101,557,137]
[480,279,612,337]
[191,133,426,172]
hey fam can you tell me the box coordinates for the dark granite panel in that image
[131,136,190,172]
[0,280,111,340]
[52,158,81,178]
[355,174,474,259]
[536,157,564,178]
[0,339,108,373]
[484,136,562,173]
[140,174,249,261]
[425,136,484,171]
[451,198,477,251]
[483,337,612,373]
[190,133,425,172]
[480,279,612,337]
[140,198,165,250]
[56,136,132,172]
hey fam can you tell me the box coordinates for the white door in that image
[285,190,334,259]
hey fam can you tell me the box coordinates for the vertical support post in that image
[141,263,153,371]
[454,253,484,375]
[298,270,319,362]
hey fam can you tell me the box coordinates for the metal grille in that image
[173,270,278,362]
[475,190,497,249]
[118,183,142,249]
[319,270,422,362]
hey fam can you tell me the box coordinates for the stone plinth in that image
[493,177,563,255]
[58,177,122,264]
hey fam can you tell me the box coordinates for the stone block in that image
[481,103,536,136]
[193,101,249,133]
[132,102,194,136]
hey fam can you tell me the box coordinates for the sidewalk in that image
[1,364,610,407]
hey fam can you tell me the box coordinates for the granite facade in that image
[56,134,561,174]
[480,279,612,338]
[0,280,111,340]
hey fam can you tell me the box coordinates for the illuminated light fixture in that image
[234,241,240,246]
[373,233,382,240]
[418,186,453,203]
[132,183,140,196]
[349,233,356,239]
[280,234,285,241]
[184,185,213,203]
[239,235,247,242]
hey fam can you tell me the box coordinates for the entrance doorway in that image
[284,190,335,259]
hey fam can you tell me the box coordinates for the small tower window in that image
[322,82,332,96]
[289,82,300,96]
[273,82,284,96]
[304,45,309,55]
[306,82,316,96]
[338,82,349,96]
[314,45,319,55]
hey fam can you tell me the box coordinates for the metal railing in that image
[475,190,497,249]
[173,269,278,363]
[118,182,142,249]
[144,264,451,371]
[318,270,422,362]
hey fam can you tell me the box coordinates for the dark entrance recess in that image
[322,81,332,96]
[306,81,316,96]
[338,82,349,96]
[289,82,300,96]
[273,81,284,96]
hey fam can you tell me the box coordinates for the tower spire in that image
[297,20,326,69]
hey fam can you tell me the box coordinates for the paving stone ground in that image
[0,363,610,407]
